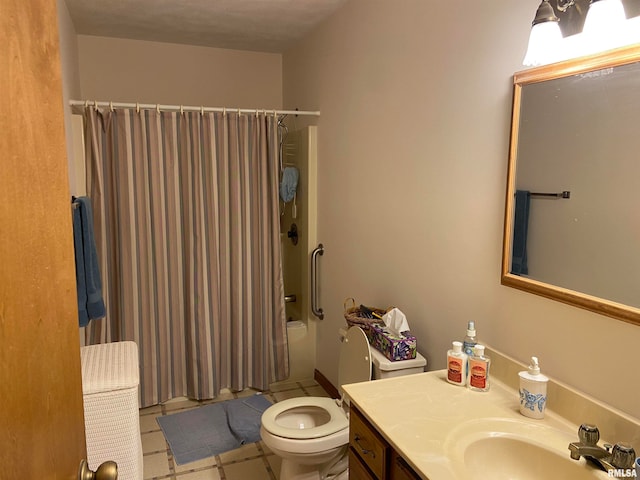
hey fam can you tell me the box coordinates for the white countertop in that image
[342,370,604,480]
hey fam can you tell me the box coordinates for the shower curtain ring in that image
[109,101,114,112]
[136,102,140,113]
[180,105,184,115]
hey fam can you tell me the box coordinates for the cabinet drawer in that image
[350,406,389,479]
[390,450,423,480]
[349,447,377,480]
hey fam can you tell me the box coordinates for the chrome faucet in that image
[568,424,636,472]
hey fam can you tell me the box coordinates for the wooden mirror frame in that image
[502,44,640,327]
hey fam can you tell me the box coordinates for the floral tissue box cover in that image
[371,324,417,361]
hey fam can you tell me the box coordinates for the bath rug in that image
[157,394,272,465]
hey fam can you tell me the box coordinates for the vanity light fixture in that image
[523,1,563,67]
[523,0,631,66]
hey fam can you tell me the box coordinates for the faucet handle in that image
[611,443,636,469]
[578,424,600,445]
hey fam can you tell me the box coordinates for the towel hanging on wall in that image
[512,190,531,275]
[279,166,299,203]
[72,196,106,327]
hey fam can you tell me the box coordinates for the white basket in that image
[81,341,142,480]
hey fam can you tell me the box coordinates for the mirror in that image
[502,44,640,326]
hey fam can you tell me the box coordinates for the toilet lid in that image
[338,326,372,395]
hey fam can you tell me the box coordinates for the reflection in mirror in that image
[502,45,640,326]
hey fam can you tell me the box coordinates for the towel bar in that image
[530,191,571,199]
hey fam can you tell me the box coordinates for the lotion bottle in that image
[518,356,548,419]
[467,344,490,392]
[447,341,468,386]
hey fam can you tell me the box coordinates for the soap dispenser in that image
[518,356,548,419]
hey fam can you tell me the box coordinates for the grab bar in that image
[311,244,324,319]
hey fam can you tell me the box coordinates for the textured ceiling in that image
[64,0,347,53]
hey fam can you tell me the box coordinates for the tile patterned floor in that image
[140,379,330,480]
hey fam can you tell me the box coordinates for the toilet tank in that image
[370,346,427,379]
[339,327,427,380]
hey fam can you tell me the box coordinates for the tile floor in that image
[140,378,330,480]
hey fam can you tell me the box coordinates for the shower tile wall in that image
[140,379,329,480]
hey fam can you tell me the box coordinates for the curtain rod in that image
[69,100,320,117]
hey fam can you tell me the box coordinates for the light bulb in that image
[582,0,627,54]
[523,21,564,66]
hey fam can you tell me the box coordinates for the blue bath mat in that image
[157,394,272,465]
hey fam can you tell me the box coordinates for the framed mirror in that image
[502,44,640,326]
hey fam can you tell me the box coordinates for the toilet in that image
[260,326,427,480]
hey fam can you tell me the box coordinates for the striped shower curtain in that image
[82,107,289,407]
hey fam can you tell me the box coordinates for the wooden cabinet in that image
[390,450,422,480]
[349,406,423,480]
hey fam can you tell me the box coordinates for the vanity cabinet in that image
[349,406,423,480]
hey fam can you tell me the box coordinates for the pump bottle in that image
[518,356,548,419]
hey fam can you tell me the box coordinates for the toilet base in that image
[277,445,348,480]
[280,459,322,480]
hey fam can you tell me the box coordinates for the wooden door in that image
[0,0,87,478]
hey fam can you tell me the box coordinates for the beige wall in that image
[77,35,282,108]
[56,0,81,193]
[283,0,640,419]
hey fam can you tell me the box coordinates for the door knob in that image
[78,459,118,480]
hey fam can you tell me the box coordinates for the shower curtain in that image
[82,106,289,407]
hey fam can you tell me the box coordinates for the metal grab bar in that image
[311,244,324,319]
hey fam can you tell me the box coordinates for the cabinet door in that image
[350,407,389,479]
[390,450,423,480]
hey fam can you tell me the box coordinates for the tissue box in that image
[371,324,417,361]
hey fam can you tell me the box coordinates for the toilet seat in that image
[261,397,348,439]
[261,327,371,442]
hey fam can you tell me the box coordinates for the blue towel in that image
[512,190,531,275]
[279,166,299,202]
[72,197,106,326]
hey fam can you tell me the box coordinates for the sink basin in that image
[444,418,609,480]
[464,436,606,479]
